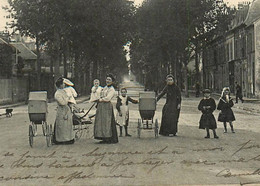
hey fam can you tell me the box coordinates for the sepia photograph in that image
[0,0,259,185]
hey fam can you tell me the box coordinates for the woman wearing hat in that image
[217,87,235,133]
[156,74,182,136]
[94,74,118,144]
[53,77,74,144]
[198,89,219,139]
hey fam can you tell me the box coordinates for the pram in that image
[72,103,96,140]
[137,91,159,138]
[28,91,52,147]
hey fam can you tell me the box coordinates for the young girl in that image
[217,87,236,133]
[116,88,138,137]
[198,89,219,139]
[90,79,103,103]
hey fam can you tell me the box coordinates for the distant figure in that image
[116,88,138,137]
[217,87,235,133]
[195,82,201,97]
[90,79,103,103]
[198,89,219,139]
[156,74,181,137]
[235,82,244,103]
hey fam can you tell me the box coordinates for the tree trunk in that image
[195,42,200,83]
[35,35,41,90]
[184,64,189,97]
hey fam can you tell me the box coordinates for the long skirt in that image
[159,103,180,136]
[199,113,217,130]
[94,102,118,143]
[53,105,74,144]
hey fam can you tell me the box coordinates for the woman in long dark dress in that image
[198,89,219,139]
[156,74,181,136]
[217,87,236,133]
[94,74,118,144]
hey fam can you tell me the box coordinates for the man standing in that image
[235,82,244,103]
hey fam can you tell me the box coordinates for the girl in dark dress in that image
[198,89,219,139]
[94,74,118,144]
[217,87,236,133]
[156,74,181,136]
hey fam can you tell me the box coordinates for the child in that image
[90,79,103,103]
[116,88,138,137]
[63,78,78,111]
[198,89,219,139]
[217,87,235,133]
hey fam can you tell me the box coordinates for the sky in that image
[0,0,253,32]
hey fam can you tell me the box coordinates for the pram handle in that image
[79,102,96,119]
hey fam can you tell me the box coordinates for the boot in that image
[223,122,227,133]
[213,129,219,139]
[205,128,210,138]
[125,126,131,137]
[119,126,123,137]
[230,122,235,133]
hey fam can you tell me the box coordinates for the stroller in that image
[137,91,159,138]
[28,91,52,147]
[72,103,96,140]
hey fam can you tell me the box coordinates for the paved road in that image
[0,81,259,185]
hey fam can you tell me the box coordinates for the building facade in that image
[202,0,260,98]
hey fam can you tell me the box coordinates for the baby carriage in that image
[72,103,96,140]
[137,91,159,138]
[28,91,52,147]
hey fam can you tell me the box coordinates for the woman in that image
[94,74,118,144]
[198,89,219,139]
[53,78,74,144]
[217,87,236,133]
[156,74,182,136]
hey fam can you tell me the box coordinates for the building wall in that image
[254,18,260,97]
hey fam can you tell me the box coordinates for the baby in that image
[90,79,103,103]
[63,78,78,111]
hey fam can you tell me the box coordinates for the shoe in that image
[204,136,210,138]
[232,130,235,133]
[223,130,227,133]
[119,134,123,137]
[214,135,219,139]
[126,134,132,137]
[169,134,174,137]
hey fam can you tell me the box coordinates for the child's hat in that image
[63,78,74,86]
[202,89,211,94]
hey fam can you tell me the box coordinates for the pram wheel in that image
[154,119,159,138]
[29,125,33,147]
[42,122,47,136]
[137,119,141,138]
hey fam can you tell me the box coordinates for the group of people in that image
[52,73,238,145]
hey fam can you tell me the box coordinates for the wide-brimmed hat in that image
[63,78,74,86]
[202,89,211,94]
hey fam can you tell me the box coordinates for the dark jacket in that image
[198,97,217,129]
[217,97,235,122]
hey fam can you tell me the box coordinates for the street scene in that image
[0,80,260,185]
[1,0,260,185]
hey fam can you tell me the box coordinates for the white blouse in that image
[54,89,69,106]
[100,86,115,102]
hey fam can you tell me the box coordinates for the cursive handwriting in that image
[181,160,216,165]
[193,147,224,152]
[232,140,260,156]
[4,152,14,157]
[0,174,54,181]
[58,171,135,183]
[216,168,260,177]
[11,159,43,169]
[48,157,104,168]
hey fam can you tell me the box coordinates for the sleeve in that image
[198,100,203,111]
[229,99,234,107]
[210,98,216,112]
[116,96,121,112]
[101,87,115,102]
[217,99,222,110]
[156,86,167,101]
[55,92,68,106]
[176,86,182,104]
[128,96,138,104]
[71,87,78,97]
